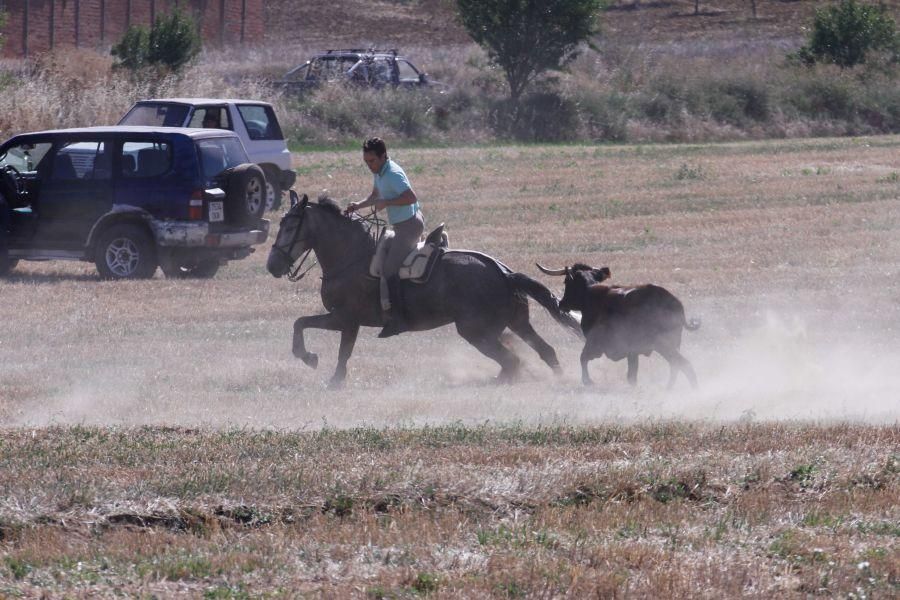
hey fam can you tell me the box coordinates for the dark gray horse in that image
[266,194,581,387]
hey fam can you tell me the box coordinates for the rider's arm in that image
[345,185,379,214]
[380,188,418,207]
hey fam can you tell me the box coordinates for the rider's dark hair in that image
[363,137,387,157]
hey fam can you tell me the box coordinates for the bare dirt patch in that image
[2,136,900,428]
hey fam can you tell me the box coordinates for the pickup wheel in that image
[226,164,267,225]
[159,250,221,279]
[265,177,282,212]
[94,224,158,280]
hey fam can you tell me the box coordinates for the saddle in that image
[369,223,449,283]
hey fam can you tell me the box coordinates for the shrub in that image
[794,0,899,68]
[111,9,200,73]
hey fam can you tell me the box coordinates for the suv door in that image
[35,139,114,247]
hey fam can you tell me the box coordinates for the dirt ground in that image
[1,135,898,428]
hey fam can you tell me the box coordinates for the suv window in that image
[188,106,231,130]
[1,141,52,173]
[55,141,110,180]
[122,141,172,178]
[237,105,283,141]
[119,104,190,127]
[196,137,249,178]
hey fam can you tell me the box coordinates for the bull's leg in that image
[658,346,698,390]
[328,324,360,389]
[580,349,594,386]
[508,307,562,375]
[457,324,521,383]
[626,354,639,386]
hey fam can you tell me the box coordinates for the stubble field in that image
[1,136,898,596]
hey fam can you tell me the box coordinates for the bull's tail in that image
[507,272,584,339]
[685,316,702,331]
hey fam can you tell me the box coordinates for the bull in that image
[537,263,700,388]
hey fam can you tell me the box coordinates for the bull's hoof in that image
[301,352,319,369]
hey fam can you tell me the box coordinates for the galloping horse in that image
[267,194,581,387]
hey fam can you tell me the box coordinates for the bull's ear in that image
[593,267,611,281]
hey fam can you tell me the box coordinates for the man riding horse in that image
[344,137,423,338]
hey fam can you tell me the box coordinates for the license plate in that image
[209,201,224,222]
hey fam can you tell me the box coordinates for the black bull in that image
[538,263,700,388]
[266,195,581,387]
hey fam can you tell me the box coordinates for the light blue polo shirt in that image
[374,158,420,225]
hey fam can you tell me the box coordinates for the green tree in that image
[111,9,200,73]
[795,0,898,68]
[456,0,602,102]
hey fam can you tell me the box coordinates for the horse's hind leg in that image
[457,323,520,383]
[508,303,561,374]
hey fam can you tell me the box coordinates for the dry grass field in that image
[1,135,899,595]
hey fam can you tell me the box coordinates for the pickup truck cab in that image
[0,126,269,279]
[118,98,296,211]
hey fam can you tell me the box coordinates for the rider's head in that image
[363,137,388,174]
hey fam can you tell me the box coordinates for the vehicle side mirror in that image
[419,73,428,83]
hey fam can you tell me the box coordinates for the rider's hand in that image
[344,202,360,216]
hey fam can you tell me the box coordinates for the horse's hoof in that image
[551,364,563,376]
[326,377,345,390]
[302,353,319,369]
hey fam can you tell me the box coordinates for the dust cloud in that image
[3,306,897,429]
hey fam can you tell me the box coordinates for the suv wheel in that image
[0,236,16,277]
[159,249,221,279]
[265,178,282,212]
[94,224,158,279]
[226,164,267,225]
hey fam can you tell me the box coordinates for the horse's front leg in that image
[328,324,360,390]
[292,313,361,387]
[292,313,345,369]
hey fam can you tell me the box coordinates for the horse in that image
[266,193,581,388]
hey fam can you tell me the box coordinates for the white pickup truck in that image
[118,98,296,211]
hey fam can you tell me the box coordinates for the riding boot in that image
[378,275,407,338]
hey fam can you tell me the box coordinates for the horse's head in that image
[267,192,312,278]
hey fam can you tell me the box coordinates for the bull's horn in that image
[536,263,568,276]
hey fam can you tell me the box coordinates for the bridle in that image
[271,205,317,282]
[271,194,388,283]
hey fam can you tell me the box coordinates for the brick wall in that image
[1,0,266,58]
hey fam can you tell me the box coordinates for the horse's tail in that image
[507,272,584,339]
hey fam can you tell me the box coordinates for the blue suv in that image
[0,126,269,279]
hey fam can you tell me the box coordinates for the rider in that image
[344,137,424,338]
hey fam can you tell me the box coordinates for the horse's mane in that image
[312,194,375,242]
[315,194,344,217]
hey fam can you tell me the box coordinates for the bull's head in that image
[536,263,611,312]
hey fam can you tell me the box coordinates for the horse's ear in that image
[289,191,309,209]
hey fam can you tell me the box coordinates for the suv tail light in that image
[189,190,204,220]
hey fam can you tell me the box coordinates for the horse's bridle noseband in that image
[272,208,317,282]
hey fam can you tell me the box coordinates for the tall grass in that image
[0,38,897,146]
